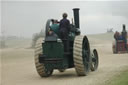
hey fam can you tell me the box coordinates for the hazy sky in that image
[1,1,128,38]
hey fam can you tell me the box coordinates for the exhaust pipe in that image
[73,8,80,29]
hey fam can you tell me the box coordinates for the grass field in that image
[105,69,128,85]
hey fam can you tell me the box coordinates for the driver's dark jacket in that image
[59,18,70,33]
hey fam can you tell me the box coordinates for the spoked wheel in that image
[90,49,99,71]
[34,38,53,77]
[82,37,91,73]
[73,35,91,76]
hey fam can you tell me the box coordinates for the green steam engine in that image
[34,8,99,77]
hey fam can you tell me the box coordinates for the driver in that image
[59,13,70,52]
[121,24,127,51]
[59,13,70,40]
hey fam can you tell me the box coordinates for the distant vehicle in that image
[112,32,128,54]
[107,28,113,33]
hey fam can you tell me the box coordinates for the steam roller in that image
[34,8,99,77]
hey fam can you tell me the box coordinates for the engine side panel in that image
[41,42,69,69]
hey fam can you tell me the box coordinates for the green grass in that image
[105,69,128,85]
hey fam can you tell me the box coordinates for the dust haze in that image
[1,1,128,38]
[1,1,128,85]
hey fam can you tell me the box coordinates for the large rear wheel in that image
[34,38,53,77]
[73,35,91,76]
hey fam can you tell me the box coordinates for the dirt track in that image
[1,36,128,85]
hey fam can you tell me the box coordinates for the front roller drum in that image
[90,49,99,71]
